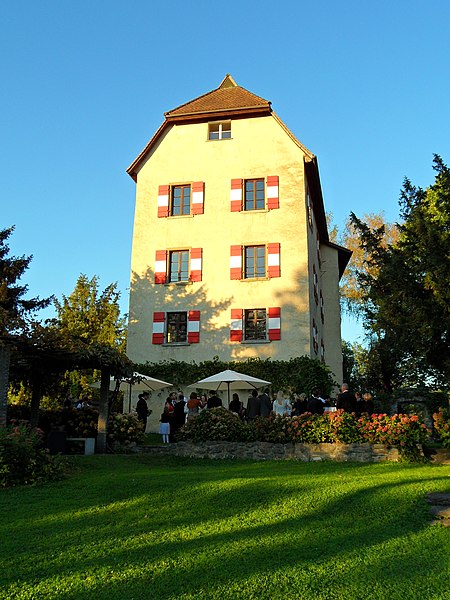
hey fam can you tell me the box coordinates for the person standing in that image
[246,389,261,420]
[229,392,245,419]
[273,391,291,416]
[336,383,357,414]
[207,390,222,409]
[159,407,171,443]
[259,389,273,417]
[136,391,151,431]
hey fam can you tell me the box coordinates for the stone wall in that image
[134,441,400,462]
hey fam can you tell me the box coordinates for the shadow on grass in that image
[1,456,449,599]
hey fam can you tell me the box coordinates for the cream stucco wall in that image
[127,114,342,372]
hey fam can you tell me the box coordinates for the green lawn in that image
[1,456,449,600]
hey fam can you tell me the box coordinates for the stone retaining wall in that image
[134,441,400,462]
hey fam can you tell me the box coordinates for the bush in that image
[180,408,431,462]
[250,415,291,443]
[107,412,145,448]
[433,408,450,448]
[0,423,68,487]
[179,407,247,442]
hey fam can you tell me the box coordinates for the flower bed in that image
[179,407,430,461]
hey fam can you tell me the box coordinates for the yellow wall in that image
[127,114,342,376]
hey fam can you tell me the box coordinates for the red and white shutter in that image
[267,243,281,278]
[154,250,167,284]
[157,185,170,218]
[230,309,243,341]
[152,312,165,344]
[266,176,279,210]
[230,179,243,212]
[192,181,204,215]
[230,245,242,279]
[190,248,203,282]
[268,307,281,340]
[187,310,200,343]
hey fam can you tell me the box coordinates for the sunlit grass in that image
[1,456,449,599]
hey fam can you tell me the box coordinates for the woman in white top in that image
[273,391,292,416]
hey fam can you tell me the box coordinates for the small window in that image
[169,250,189,283]
[244,308,267,341]
[244,179,265,211]
[208,122,231,140]
[244,245,266,279]
[167,312,187,343]
[171,185,191,216]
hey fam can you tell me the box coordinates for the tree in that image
[52,274,129,451]
[53,274,126,351]
[339,212,399,314]
[350,156,450,388]
[0,226,51,426]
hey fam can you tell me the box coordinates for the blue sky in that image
[1,1,449,344]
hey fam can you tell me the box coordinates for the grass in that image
[1,456,449,600]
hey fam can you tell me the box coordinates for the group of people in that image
[135,383,375,444]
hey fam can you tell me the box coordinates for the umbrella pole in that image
[227,382,231,407]
[129,383,132,413]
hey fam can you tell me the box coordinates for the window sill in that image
[241,340,271,345]
[164,281,193,286]
[241,208,269,214]
[239,277,269,282]
[162,342,190,347]
[207,137,233,142]
[167,214,194,219]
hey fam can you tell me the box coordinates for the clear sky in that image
[1,1,449,344]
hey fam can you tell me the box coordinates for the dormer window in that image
[208,121,231,140]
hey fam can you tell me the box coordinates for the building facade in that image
[126,75,350,382]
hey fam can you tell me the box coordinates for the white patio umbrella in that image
[91,372,172,412]
[188,369,271,405]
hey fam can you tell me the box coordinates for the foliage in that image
[349,156,450,388]
[6,405,143,447]
[433,408,450,448]
[179,407,430,461]
[137,355,336,396]
[0,422,67,487]
[0,226,51,336]
[107,412,145,448]
[178,407,248,442]
[339,212,399,315]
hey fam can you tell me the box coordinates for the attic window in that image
[208,122,231,140]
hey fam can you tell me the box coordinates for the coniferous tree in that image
[0,226,51,425]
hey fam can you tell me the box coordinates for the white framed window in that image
[208,121,231,140]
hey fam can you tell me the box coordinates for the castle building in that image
[126,75,351,382]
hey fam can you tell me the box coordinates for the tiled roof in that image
[165,74,271,118]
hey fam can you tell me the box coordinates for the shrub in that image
[179,407,247,442]
[250,415,291,443]
[433,408,450,448]
[0,423,68,487]
[107,412,145,448]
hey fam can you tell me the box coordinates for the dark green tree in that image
[350,156,450,388]
[0,226,51,426]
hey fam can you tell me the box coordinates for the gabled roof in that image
[165,74,272,121]
[127,75,272,180]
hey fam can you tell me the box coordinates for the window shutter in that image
[230,179,243,212]
[190,248,203,282]
[230,245,242,279]
[230,308,243,342]
[157,185,170,218]
[192,181,204,215]
[268,307,281,340]
[267,243,281,278]
[152,312,165,344]
[266,176,279,209]
[187,310,200,343]
[154,250,167,284]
